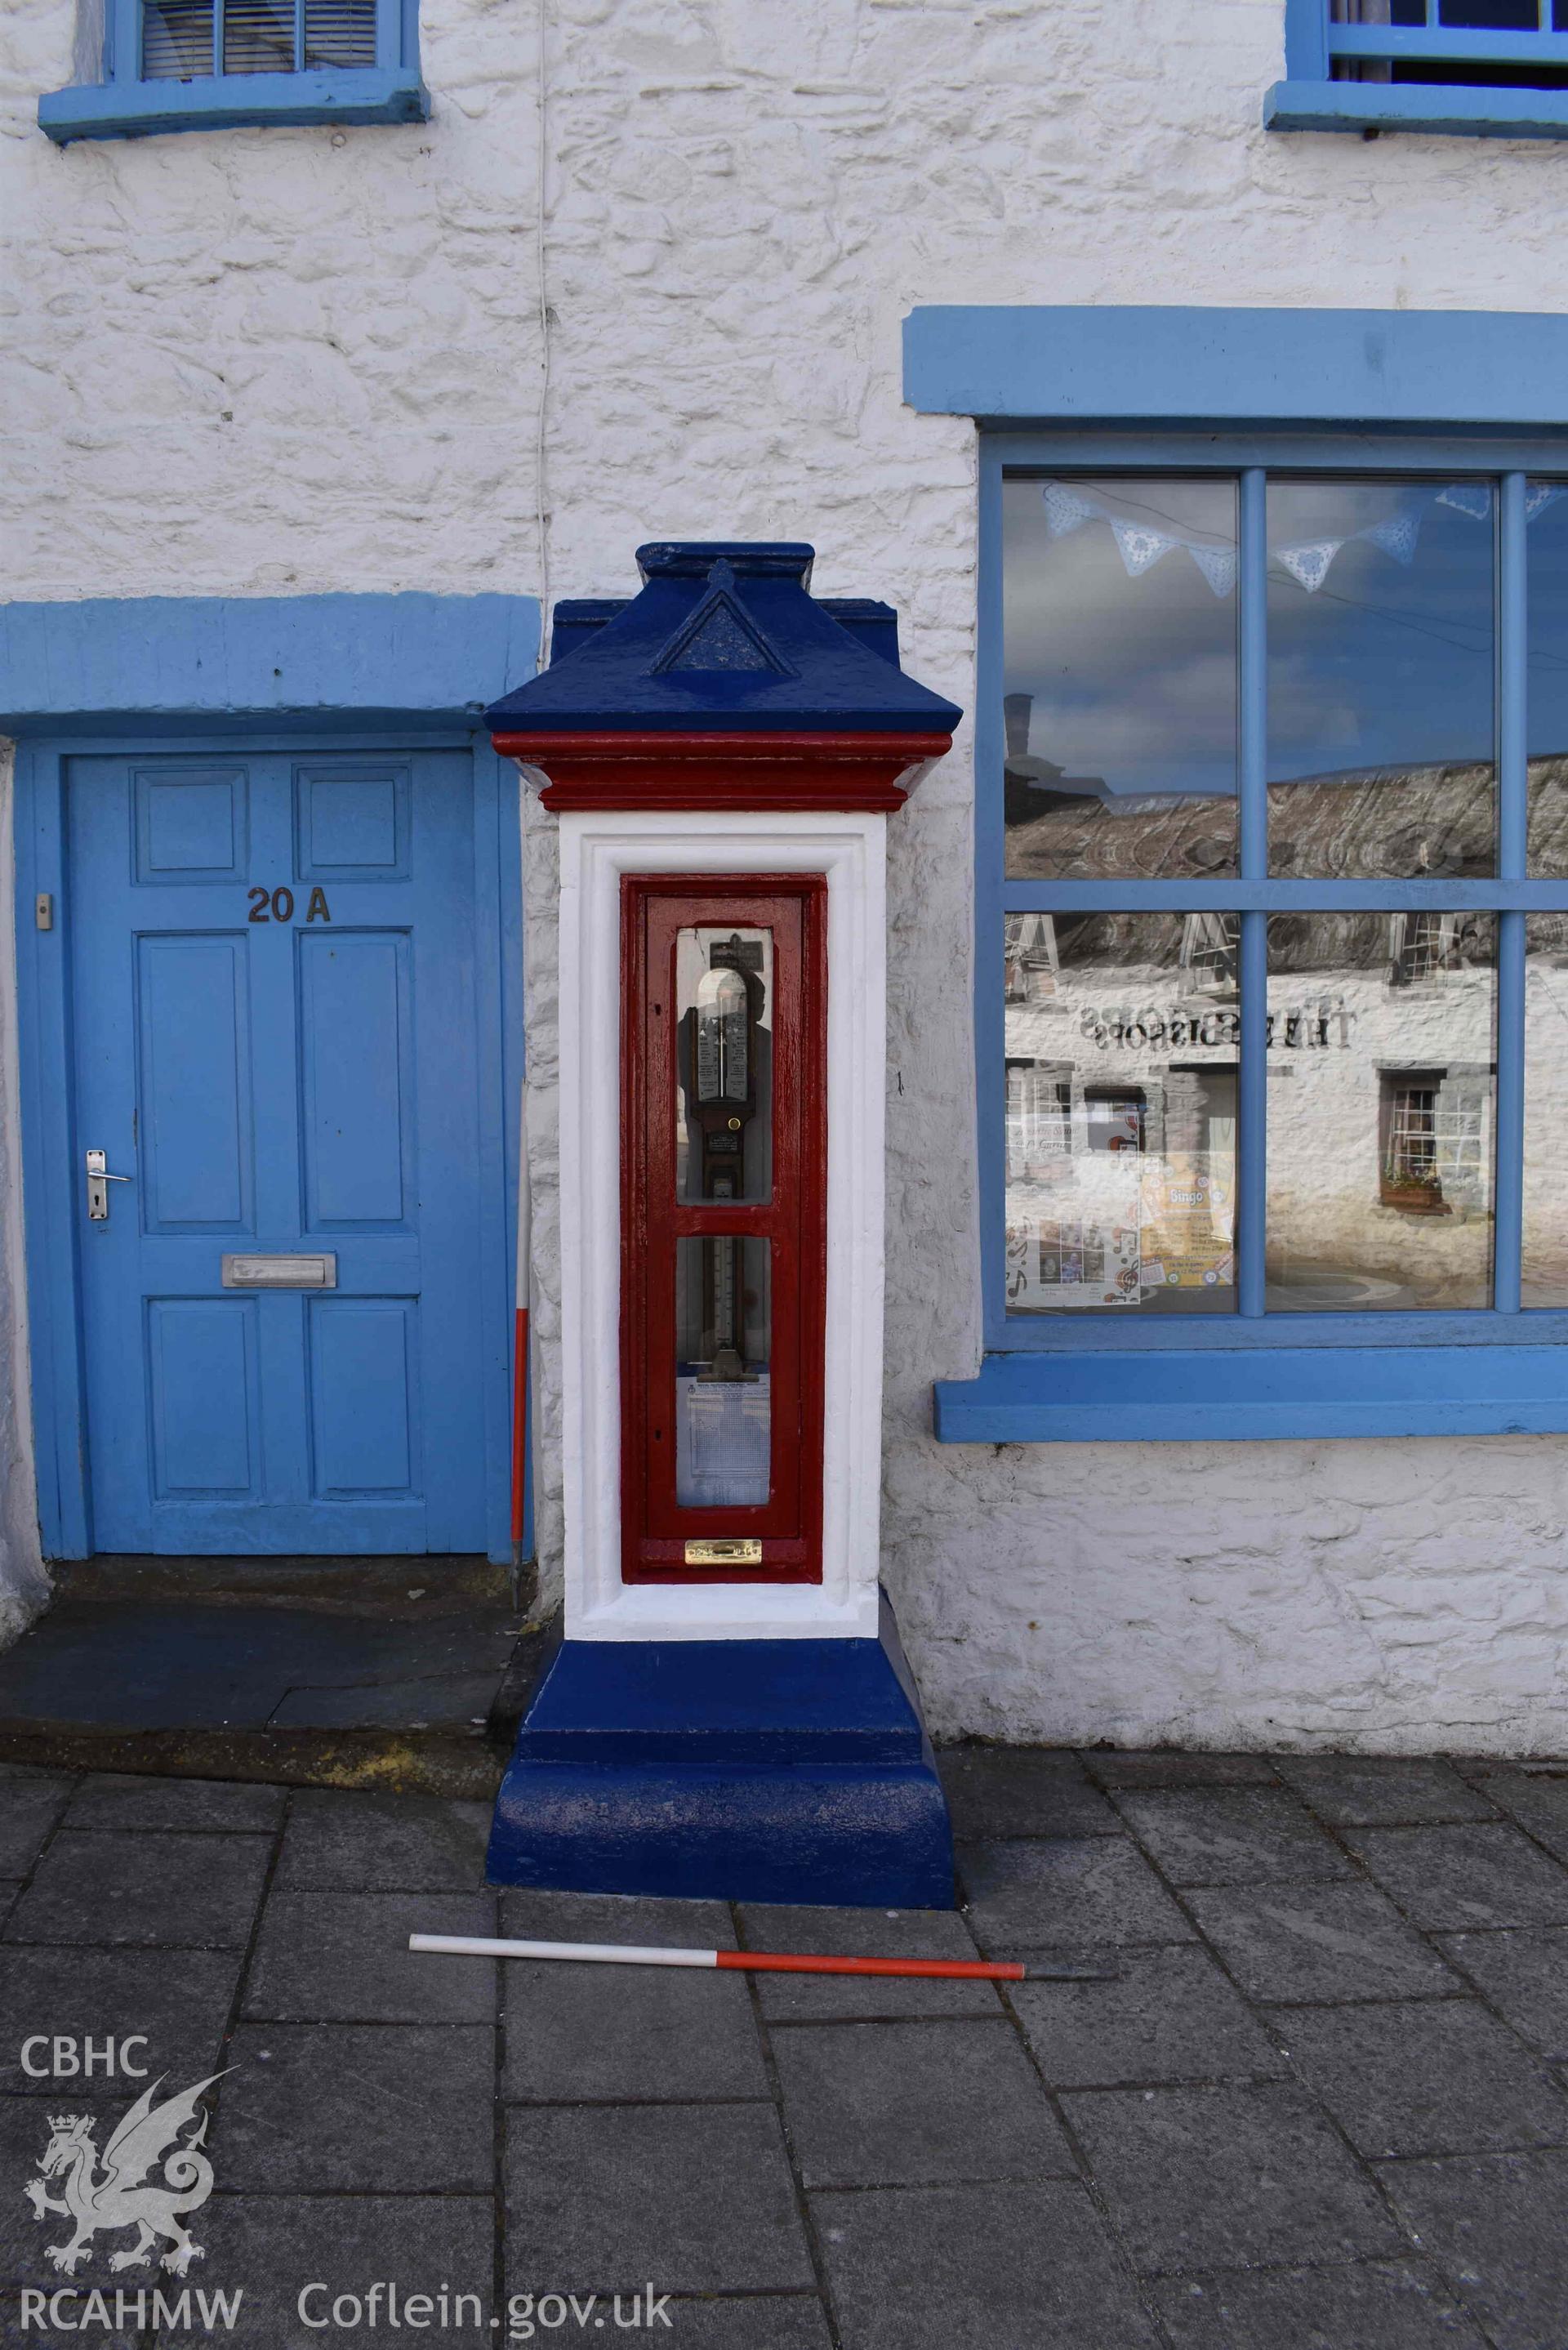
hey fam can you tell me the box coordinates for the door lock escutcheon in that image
[85,1148,132,1222]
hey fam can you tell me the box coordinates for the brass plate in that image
[684,1537,763,1566]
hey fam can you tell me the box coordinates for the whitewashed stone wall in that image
[7,0,1568,1742]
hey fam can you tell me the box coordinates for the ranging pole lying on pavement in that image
[409,1933,1115,1982]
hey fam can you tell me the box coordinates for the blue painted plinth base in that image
[485,1593,955,1908]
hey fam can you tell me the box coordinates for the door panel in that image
[69,747,493,1555]
[299,930,412,1228]
[310,1297,418,1497]
[148,1299,260,1496]
[138,934,253,1229]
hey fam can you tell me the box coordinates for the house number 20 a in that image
[247,886,332,924]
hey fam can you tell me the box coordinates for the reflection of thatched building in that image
[1004,746,1568,883]
[1002,756,1568,1315]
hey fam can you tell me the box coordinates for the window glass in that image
[1522,916,1568,1305]
[675,927,773,1205]
[142,0,212,75]
[1002,478,1238,881]
[1333,1,1568,88]
[1266,913,1496,1310]
[675,1237,770,1507]
[142,0,377,78]
[1267,480,1495,880]
[1526,481,1568,876]
[1003,914,1236,1315]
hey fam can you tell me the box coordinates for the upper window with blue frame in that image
[996,457,1568,1330]
[1269,0,1568,138]
[39,0,428,142]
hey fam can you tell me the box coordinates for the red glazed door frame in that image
[621,875,827,1585]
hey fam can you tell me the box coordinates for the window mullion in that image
[1238,468,1268,1318]
[112,0,143,82]
[1500,471,1528,881]
[1494,470,1528,1313]
[1495,912,1526,1313]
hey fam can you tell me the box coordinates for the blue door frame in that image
[2,591,537,1565]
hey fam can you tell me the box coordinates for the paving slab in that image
[502,1955,767,2102]
[1279,1999,1568,2159]
[737,1903,1002,2020]
[506,2103,813,2294]
[1116,1788,1352,1886]
[1273,1755,1500,1827]
[1064,2082,1401,2272]
[243,1890,497,2022]
[219,2022,494,2188]
[1184,1880,1461,2004]
[770,2018,1075,2188]
[1438,1927,1568,2061]
[498,1888,737,1946]
[810,2179,1160,2350]
[272,1789,490,1891]
[957,1836,1197,1950]
[1154,2257,1489,2349]
[1011,1944,1287,2089]
[0,1942,243,2095]
[937,1746,1121,1840]
[65,1773,286,1833]
[2,1829,270,1949]
[196,2190,495,2348]
[660,2297,834,2348]
[0,1777,72,1874]
[1080,1751,1281,1790]
[1348,1825,1568,1930]
[1473,1772,1568,1865]
[1379,2147,1568,2350]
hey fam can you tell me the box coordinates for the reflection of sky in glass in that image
[1528,488,1568,761]
[1002,477,1237,805]
[1267,481,1494,786]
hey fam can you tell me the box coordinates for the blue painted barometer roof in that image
[483,542,962,734]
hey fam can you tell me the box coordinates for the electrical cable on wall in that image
[534,0,551,671]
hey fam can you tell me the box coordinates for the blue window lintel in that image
[1266,80,1568,141]
[38,66,430,144]
[935,1347,1568,1443]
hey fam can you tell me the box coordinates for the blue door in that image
[69,748,498,1554]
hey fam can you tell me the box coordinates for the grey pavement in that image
[0,1748,1566,2346]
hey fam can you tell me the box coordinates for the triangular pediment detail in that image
[647,561,794,677]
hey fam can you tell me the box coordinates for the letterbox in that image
[483,543,963,1906]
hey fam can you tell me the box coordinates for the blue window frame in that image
[39,0,428,142]
[1269,0,1568,138]
[936,429,1568,1441]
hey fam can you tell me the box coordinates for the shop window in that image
[38,0,427,140]
[1268,0,1568,136]
[991,459,1568,1337]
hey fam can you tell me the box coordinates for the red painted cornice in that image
[489,729,954,814]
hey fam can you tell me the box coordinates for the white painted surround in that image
[552,796,886,1642]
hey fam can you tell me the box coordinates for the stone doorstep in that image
[0,1724,505,1800]
[0,1563,556,1799]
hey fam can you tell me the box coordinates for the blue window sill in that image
[1266,79,1568,140]
[38,68,430,143]
[934,1346,1568,1443]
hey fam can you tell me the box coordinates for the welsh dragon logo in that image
[24,2072,225,2276]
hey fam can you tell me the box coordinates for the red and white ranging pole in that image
[410,1933,1112,1982]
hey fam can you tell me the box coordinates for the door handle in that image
[85,1148,132,1222]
